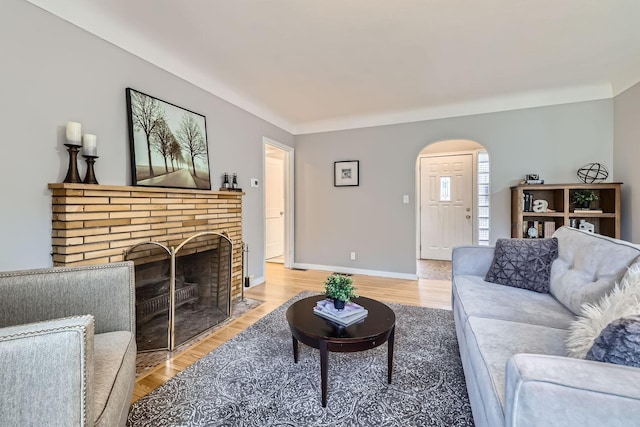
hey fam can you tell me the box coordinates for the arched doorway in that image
[416,140,490,277]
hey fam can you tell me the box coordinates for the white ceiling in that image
[27,0,640,134]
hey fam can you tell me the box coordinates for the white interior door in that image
[420,154,473,260]
[265,154,285,260]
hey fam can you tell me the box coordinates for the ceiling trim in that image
[26,0,617,137]
[25,0,297,133]
[293,83,613,135]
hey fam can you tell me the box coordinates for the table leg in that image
[320,339,328,407]
[292,336,299,363]
[387,325,395,384]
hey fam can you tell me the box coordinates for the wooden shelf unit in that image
[511,183,621,239]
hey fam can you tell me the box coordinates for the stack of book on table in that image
[313,299,368,326]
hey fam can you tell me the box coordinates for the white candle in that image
[66,122,82,146]
[82,134,97,156]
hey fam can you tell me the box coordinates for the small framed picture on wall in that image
[334,160,359,187]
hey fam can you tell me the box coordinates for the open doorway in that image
[416,140,489,278]
[263,138,294,269]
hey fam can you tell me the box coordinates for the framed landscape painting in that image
[126,88,211,190]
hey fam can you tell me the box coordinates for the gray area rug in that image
[136,297,264,377]
[128,292,474,426]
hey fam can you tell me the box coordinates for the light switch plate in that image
[251,178,259,188]
[403,195,409,204]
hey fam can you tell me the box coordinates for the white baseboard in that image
[249,275,265,287]
[291,263,417,280]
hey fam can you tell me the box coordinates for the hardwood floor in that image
[132,263,452,402]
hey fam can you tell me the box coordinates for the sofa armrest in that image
[0,315,95,426]
[452,245,495,277]
[505,353,640,427]
[0,261,135,334]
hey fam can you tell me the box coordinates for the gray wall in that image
[614,81,640,242]
[419,139,484,155]
[295,100,614,275]
[0,0,294,277]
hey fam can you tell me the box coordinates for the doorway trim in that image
[263,137,295,271]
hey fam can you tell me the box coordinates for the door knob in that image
[280,211,284,216]
[466,208,471,212]
[466,215,471,219]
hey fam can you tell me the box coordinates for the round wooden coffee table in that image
[285,295,396,407]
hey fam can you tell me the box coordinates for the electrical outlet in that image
[350,252,356,260]
[249,274,254,282]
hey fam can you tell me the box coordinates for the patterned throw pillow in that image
[484,238,559,293]
[586,316,640,367]
[566,263,640,359]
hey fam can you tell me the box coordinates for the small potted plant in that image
[572,190,599,209]
[324,273,358,310]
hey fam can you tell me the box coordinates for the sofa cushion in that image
[485,238,558,293]
[566,263,640,358]
[454,275,575,329]
[586,315,640,367]
[462,317,567,424]
[550,227,640,315]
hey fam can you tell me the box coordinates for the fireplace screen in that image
[125,232,232,352]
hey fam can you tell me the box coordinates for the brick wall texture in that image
[48,183,244,300]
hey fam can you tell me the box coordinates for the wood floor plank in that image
[132,263,452,403]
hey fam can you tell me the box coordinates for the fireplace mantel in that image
[48,183,244,299]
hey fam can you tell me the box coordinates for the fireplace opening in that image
[126,232,232,352]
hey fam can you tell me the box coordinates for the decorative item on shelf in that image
[324,273,357,310]
[523,192,533,211]
[572,189,599,209]
[544,221,556,237]
[81,134,98,184]
[520,173,544,185]
[220,172,242,192]
[577,163,609,183]
[532,199,549,213]
[63,121,82,183]
[83,156,99,184]
[579,219,595,233]
[82,133,97,156]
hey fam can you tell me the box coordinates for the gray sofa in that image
[0,261,136,427]
[453,226,640,427]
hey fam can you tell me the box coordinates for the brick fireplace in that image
[48,183,244,300]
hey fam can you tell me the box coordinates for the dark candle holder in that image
[83,155,99,184]
[63,143,82,183]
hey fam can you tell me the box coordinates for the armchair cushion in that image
[0,315,95,426]
[93,331,136,427]
[0,261,136,427]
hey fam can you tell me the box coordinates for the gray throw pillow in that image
[586,316,640,367]
[485,238,559,293]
